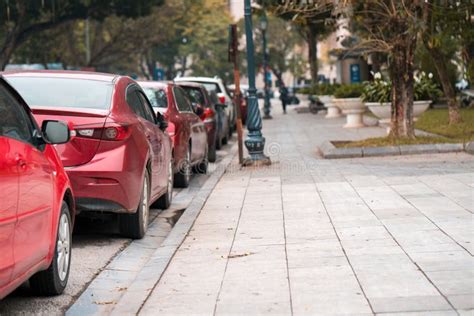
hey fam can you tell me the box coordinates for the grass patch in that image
[414,108,474,141]
[335,108,473,148]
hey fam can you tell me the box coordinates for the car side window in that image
[173,87,193,112]
[126,86,147,119]
[0,84,35,145]
[136,91,156,123]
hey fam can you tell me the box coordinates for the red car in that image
[139,81,208,188]
[0,77,75,299]
[5,71,174,239]
[176,82,217,163]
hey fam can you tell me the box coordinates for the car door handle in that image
[15,156,27,169]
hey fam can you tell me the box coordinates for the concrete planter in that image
[323,96,342,118]
[366,102,391,123]
[334,97,366,128]
[413,100,431,120]
[366,100,431,124]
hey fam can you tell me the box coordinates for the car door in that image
[173,87,207,163]
[126,85,163,196]
[137,89,168,194]
[0,84,21,289]
[0,82,55,279]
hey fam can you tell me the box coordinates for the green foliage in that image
[334,84,364,99]
[299,83,339,96]
[416,44,459,90]
[414,72,442,101]
[415,108,474,142]
[362,75,391,103]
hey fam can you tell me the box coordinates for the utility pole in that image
[243,0,271,166]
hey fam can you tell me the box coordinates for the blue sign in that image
[154,68,165,81]
[350,64,361,83]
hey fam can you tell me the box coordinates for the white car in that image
[175,76,235,134]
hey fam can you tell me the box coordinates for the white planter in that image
[366,102,391,123]
[413,100,431,120]
[324,96,342,118]
[366,100,431,123]
[335,97,366,128]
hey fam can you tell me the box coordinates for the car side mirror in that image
[192,103,205,116]
[155,113,168,131]
[41,120,70,144]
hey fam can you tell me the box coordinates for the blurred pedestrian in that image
[279,83,288,114]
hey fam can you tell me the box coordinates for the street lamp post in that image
[243,0,271,166]
[261,13,272,120]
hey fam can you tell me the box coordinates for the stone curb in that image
[320,140,471,159]
[108,144,238,315]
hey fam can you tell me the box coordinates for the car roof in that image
[1,70,120,82]
[174,81,206,89]
[174,76,222,84]
[137,81,171,89]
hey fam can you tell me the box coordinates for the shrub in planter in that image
[362,74,392,122]
[334,83,364,99]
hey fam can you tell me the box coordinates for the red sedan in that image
[0,77,75,299]
[139,81,208,188]
[5,71,173,239]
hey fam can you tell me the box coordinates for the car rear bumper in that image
[204,121,217,148]
[65,146,144,213]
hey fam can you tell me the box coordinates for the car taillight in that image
[219,96,226,104]
[167,122,176,137]
[75,123,131,141]
[203,108,215,123]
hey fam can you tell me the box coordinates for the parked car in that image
[138,81,208,188]
[227,84,248,125]
[0,76,75,299]
[5,71,173,239]
[175,76,235,135]
[208,90,230,149]
[176,82,218,162]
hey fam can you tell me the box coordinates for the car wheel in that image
[153,159,173,209]
[208,144,217,163]
[174,147,191,188]
[215,134,222,150]
[194,156,208,174]
[30,201,72,295]
[120,171,149,239]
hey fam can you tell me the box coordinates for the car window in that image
[6,77,113,110]
[173,87,193,112]
[143,87,168,108]
[136,91,156,123]
[126,86,148,119]
[0,84,35,145]
[182,87,206,106]
[195,82,221,94]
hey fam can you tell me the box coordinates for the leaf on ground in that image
[226,252,254,259]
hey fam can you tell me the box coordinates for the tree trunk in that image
[428,47,462,124]
[307,26,318,85]
[0,34,19,70]
[389,41,416,139]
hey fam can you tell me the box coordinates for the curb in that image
[108,145,237,315]
[320,140,471,159]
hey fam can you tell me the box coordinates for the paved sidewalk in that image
[138,105,474,315]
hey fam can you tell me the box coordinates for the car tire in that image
[153,159,173,209]
[30,201,72,296]
[215,135,222,150]
[194,156,208,174]
[208,144,217,163]
[174,147,191,188]
[119,171,149,239]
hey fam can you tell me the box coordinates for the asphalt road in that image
[0,141,234,316]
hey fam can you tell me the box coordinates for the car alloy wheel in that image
[167,159,173,202]
[184,148,191,183]
[57,212,71,282]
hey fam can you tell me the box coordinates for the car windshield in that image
[143,87,168,108]
[6,77,113,110]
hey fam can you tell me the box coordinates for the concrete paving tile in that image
[376,310,457,316]
[408,250,473,272]
[291,291,372,315]
[407,196,466,212]
[369,296,452,313]
[140,293,217,315]
[215,300,292,315]
[374,208,425,220]
[446,294,474,310]
[425,270,474,295]
[457,309,474,316]
[337,226,392,240]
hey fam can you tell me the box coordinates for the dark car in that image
[176,82,218,162]
[208,90,230,150]
[5,71,174,240]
